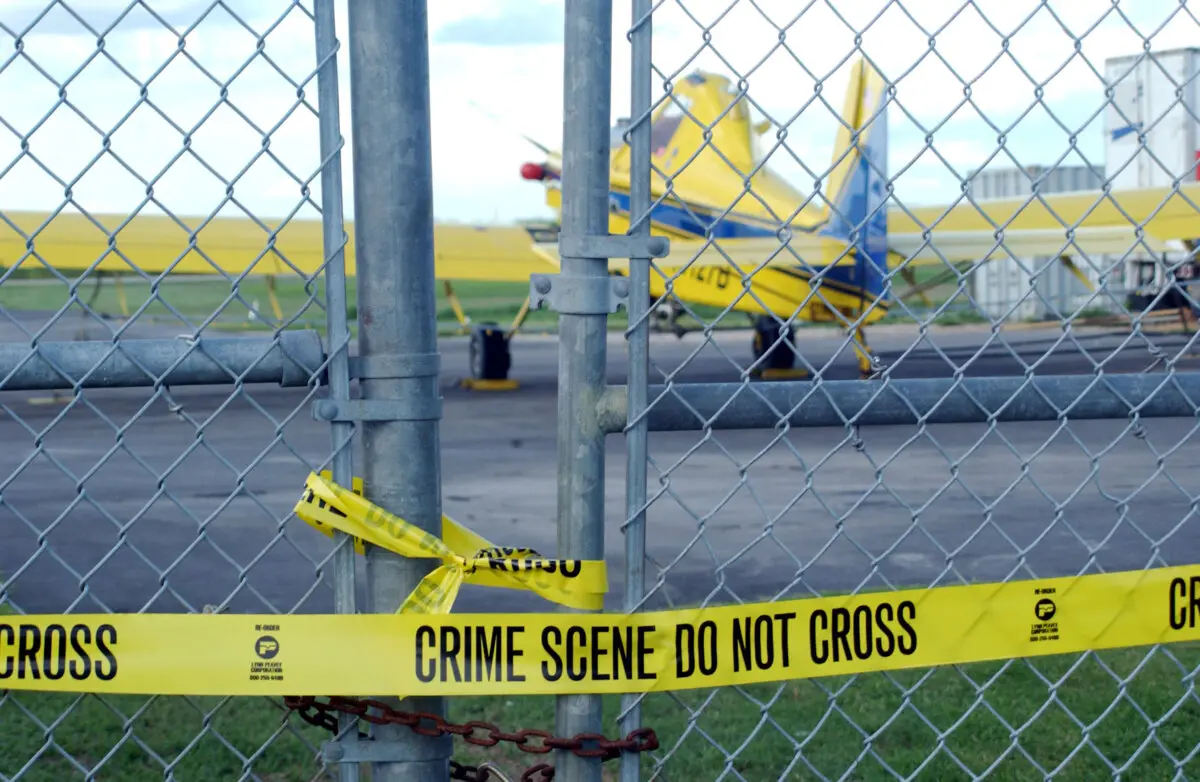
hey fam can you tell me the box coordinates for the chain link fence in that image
[607,1,1200,780]
[0,0,355,779]
[5,1,1200,781]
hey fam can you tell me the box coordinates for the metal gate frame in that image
[547,3,1200,781]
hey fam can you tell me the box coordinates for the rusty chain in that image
[449,761,492,782]
[516,764,556,782]
[447,761,554,782]
[449,760,553,782]
[284,695,657,780]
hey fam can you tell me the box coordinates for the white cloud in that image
[1,0,225,35]
[433,0,562,47]
[0,0,1193,225]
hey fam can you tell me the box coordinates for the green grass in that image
[4,644,1200,781]
[0,263,992,339]
[0,274,747,337]
[0,275,548,336]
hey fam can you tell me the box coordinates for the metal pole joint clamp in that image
[530,234,669,315]
[315,352,443,422]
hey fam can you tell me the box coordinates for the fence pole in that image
[313,1,358,780]
[620,2,652,781]
[556,1,614,780]
[346,1,450,780]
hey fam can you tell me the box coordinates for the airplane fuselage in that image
[543,181,893,327]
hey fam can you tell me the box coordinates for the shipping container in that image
[965,165,1111,322]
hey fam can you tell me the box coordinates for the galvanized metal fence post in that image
[313,1,359,779]
[557,1,614,780]
[620,2,653,782]
[346,0,449,779]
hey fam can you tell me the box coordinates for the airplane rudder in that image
[821,59,867,228]
[823,58,891,293]
[858,61,891,291]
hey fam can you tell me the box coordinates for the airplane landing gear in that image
[853,326,878,379]
[468,323,512,382]
[752,317,797,373]
[449,278,524,391]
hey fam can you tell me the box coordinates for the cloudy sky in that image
[0,0,1194,227]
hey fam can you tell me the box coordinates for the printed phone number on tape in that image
[6,569,1200,695]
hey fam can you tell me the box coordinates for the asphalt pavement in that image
[2,311,1200,618]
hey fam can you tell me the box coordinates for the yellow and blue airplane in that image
[0,56,1196,383]
[517,56,1200,378]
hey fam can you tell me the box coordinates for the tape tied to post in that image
[294,471,607,614]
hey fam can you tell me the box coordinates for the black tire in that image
[752,317,795,371]
[469,323,512,380]
[1126,293,1153,313]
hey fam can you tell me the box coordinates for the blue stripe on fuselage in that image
[608,176,889,303]
[608,190,777,239]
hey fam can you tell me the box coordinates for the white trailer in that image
[1104,47,1200,312]
[1104,47,1200,191]
[965,48,1200,323]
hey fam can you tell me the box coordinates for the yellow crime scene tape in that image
[4,563,1200,697]
[294,471,608,614]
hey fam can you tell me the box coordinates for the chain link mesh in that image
[0,1,351,778]
[618,1,1200,779]
[7,1,1200,780]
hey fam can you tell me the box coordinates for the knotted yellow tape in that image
[294,471,607,614]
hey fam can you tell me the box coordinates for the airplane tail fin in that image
[818,58,890,305]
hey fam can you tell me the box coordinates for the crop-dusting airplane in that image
[0,56,1196,385]
[517,56,1200,379]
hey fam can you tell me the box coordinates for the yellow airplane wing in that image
[0,211,562,283]
[531,232,859,274]
[887,182,1200,265]
[0,208,850,286]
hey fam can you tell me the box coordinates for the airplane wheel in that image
[752,318,795,371]
[469,323,511,380]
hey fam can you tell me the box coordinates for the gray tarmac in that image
[3,309,1200,618]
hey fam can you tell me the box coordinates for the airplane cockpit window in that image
[723,85,748,121]
[610,117,631,149]
[650,95,691,155]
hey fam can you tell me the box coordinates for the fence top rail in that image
[599,371,1200,433]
